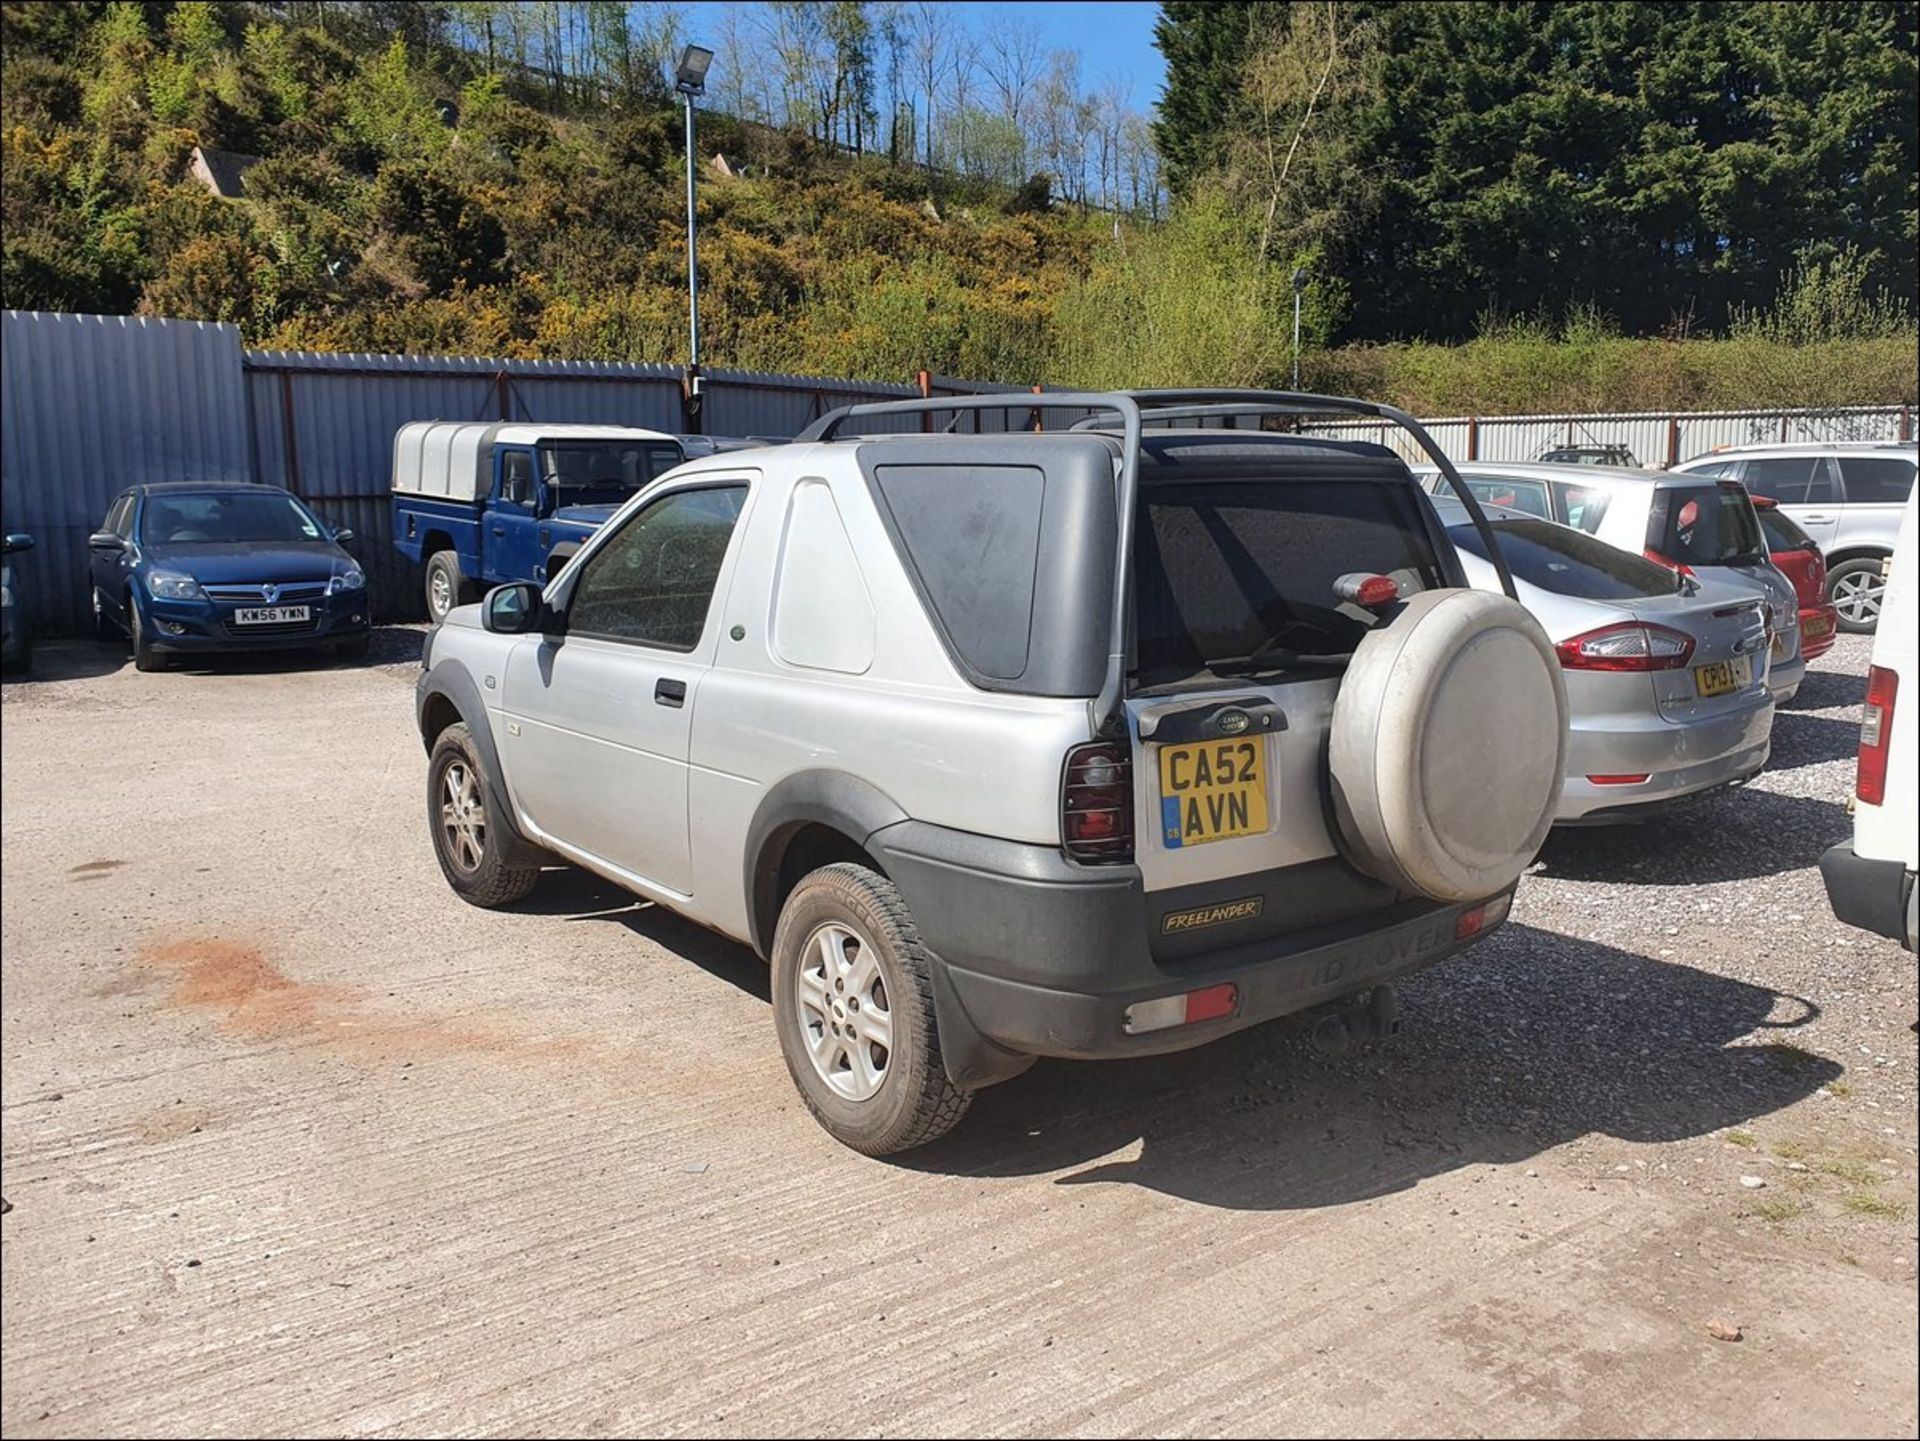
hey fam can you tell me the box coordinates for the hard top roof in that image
[120,480,281,497]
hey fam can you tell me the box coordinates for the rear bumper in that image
[1556,698,1772,823]
[1820,841,1917,952]
[1768,651,1806,704]
[1799,605,1838,660]
[871,820,1508,1086]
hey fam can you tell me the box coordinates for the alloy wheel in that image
[795,921,893,1102]
[439,760,486,873]
[1833,570,1884,625]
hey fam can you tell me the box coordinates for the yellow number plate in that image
[1158,739,1269,848]
[1694,654,1753,698]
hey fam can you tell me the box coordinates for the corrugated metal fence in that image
[1,312,252,633]
[1303,405,1913,468]
[242,350,932,618]
[4,309,1914,633]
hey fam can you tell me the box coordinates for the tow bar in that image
[1309,985,1403,1056]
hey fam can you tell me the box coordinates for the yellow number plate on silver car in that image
[1158,739,1269,848]
[1693,653,1753,698]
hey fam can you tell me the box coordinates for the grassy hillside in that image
[2,2,1913,410]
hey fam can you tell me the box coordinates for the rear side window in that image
[1132,480,1442,688]
[871,463,1043,680]
[1682,459,1740,479]
[1557,483,1612,532]
[1651,483,1765,566]
[1449,519,1680,600]
[1838,455,1917,504]
[1458,476,1551,518]
[1756,506,1816,553]
[1742,456,1835,505]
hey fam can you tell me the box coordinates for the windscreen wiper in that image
[1208,647,1350,676]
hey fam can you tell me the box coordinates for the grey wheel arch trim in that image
[416,661,545,868]
[744,770,910,958]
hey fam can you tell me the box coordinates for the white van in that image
[1821,489,1918,951]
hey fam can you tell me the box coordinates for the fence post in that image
[1902,405,1913,442]
[495,371,511,421]
[279,371,302,495]
[1466,415,1479,461]
[1780,413,1789,442]
[1031,383,1044,433]
[917,369,932,432]
[1666,416,1680,469]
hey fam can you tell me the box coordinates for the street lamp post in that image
[1291,266,1307,390]
[676,44,714,434]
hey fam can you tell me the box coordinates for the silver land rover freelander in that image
[414,390,1570,1155]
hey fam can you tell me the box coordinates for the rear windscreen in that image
[1448,518,1680,600]
[1651,484,1765,566]
[1133,480,1442,688]
[1755,506,1815,553]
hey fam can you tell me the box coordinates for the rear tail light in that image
[1455,891,1513,941]
[1586,773,1651,785]
[1857,665,1898,806]
[1643,548,1695,576]
[1555,621,1695,672]
[1062,740,1133,863]
[1335,572,1400,608]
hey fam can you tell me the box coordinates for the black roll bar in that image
[796,388,1516,737]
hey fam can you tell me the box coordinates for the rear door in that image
[1740,456,1841,550]
[1833,452,1919,553]
[487,447,542,584]
[1122,474,1448,950]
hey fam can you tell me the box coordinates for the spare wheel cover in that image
[1329,589,1567,902]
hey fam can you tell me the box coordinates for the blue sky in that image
[961,1,1166,108]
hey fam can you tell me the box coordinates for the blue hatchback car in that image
[89,483,372,670]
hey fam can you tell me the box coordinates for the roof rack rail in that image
[796,388,1514,737]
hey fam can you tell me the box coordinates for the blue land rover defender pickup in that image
[392,422,685,620]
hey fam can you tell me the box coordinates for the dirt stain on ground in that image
[135,937,594,1071]
[68,860,125,875]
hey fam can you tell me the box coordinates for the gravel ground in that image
[1,628,1914,1438]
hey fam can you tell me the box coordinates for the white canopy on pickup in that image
[391,421,680,500]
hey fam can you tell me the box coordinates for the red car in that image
[1752,495,1838,660]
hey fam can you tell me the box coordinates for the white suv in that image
[1822,489,1918,952]
[413,391,1570,1154]
[1673,441,1918,633]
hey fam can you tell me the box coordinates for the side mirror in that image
[88,531,125,551]
[3,533,33,554]
[480,582,546,634]
[333,527,356,545]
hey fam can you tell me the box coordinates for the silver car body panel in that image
[1436,500,1775,822]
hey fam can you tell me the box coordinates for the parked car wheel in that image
[129,602,168,672]
[334,634,372,662]
[770,863,971,1156]
[424,551,477,623]
[1828,557,1887,634]
[427,722,539,908]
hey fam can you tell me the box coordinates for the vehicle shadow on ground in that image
[1532,785,1851,883]
[900,923,1838,1210]
[516,865,772,1002]
[1787,666,1867,712]
[1,627,426,682]
[1761,709,1863,772]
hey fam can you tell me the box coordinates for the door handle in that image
[654,678,687,708]
[1799,513,1835,524]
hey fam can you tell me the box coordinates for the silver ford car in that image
[1432,498,1776,823]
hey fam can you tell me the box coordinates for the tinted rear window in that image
[1741,456,1835,504]
[1651,484,1765,566]
[1838,454,1917,504]
[872,463,1043,680]
[1448,518,1680,600]
[1132,480,1442,688]
[1756,506,1815,553]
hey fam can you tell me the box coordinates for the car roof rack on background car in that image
[797,388,1517,737]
